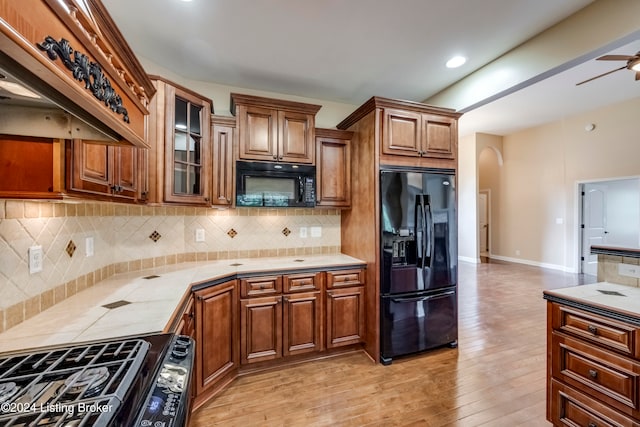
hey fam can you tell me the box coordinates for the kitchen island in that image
[544,278,640,425]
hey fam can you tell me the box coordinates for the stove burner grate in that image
[64,366,110,398]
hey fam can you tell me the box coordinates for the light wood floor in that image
[189,260,595,426]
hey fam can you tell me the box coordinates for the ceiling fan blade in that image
[596,54,636,61]
[576,65,627,86]
[636,71,640,81]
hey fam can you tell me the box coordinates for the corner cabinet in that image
[65,139,145,202]
[211,116,236,207]
[148,76,212,206]
[231,93,321,164]
[315,128,353,208]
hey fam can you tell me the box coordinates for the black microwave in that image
[236,161,316,207]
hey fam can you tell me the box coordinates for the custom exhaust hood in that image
[0,0,154,147]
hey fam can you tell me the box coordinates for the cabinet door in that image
[422,114,457,160]
[283,291,322,356]
[237,104,278,161]
[316,135,351,207]
[67,139,113,196]
[381,108,422,157]
[240,295,282,364]
[211,119,235,206]
[326,286,365,348]
[164,85,211,205]
[113,145,139,200]
[278,110,314,164]
[194,280,238,395]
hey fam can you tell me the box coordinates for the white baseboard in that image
[488,254,576,273]
[458,256,481,264]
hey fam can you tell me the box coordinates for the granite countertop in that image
[0,254,365,354]
[543,281,640,320]
[591,245,640,258]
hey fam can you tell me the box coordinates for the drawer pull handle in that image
[587,325,598,335]
[588,369,598,379]
[589,423,597,427]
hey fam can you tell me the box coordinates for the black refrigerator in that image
[380,168,457,364]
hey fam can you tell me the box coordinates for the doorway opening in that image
[579,177,640,276]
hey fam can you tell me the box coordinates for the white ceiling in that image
[101,0,640,136]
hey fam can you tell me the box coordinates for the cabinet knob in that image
[278,155,283,161]
[283,296,289,302]
[587,325,598,335]
[588,423,597,427]
[588,369,598,379]
[273,155,278,160]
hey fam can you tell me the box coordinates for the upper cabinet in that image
[315,128,352,208]
[210,115,236,207]
[0,0,154,148]
[231,93,321,164]
[147,76,212,206]
[337,97,462,169]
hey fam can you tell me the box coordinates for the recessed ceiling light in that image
[446,56,466,69]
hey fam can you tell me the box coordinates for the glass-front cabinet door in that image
[164,86,211,205]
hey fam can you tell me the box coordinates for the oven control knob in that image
[175,335,192,347]
[171,345,188,359]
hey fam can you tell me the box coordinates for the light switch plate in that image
[28,245,44,274]
[310,226,322,237]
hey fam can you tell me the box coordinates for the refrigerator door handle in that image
[425,201,433,259]
[391,290,455,303]
[414,195,424,264]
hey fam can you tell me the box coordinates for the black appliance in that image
[0,333,194,427]
[235,160,316,207]
[380,168,458,364]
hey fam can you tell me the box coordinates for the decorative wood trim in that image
[149,75,214,111]
[314,128,353,139]
[37,36,130,123]
[230,93,321,116]
[337,96,462,130]
[211,115,237,126]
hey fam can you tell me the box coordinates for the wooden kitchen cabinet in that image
[231,93,321,164]
[193,280,239,406]
[239,272,322,364]
[545,299,640,425]
[382,108,458,165]
[177,295,195,340]
[315,128,352,208]
[211,115,236,207]
[325,269,365,348]
[147,76,212,206]
[66,139,145,202]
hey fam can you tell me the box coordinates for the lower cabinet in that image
[193,280,239,406]
[326,286,365,348]
[283,291,322,356]
[240,295,283,364]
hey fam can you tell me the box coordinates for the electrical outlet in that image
[28,246,43,274]
[299,227,308,238]
[619,263,640,279]
[515,249,521,256]
[85,237,94,257]
[310,226,322,237]
[195,228,205,242]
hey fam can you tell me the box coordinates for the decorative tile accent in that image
[65,240,77,257]
[227,228,238,238]
[149,230,162,242]
[282,227,291,236]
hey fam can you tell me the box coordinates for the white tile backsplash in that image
[0,201,341,331]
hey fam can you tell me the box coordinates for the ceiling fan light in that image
[631,60,640,72]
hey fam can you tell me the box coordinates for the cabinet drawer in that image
[326,269,364,289]
[550,379,640,427]
[552,333,640,415]
[552,303,640,357]
[240,276,282,298]
[283,272,321,293]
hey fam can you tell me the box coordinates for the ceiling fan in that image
[576,51,640,86]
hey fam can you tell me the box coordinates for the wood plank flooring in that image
[189,260,595,426]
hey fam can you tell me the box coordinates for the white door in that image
[479,192,488,254]
[582,184,607,276]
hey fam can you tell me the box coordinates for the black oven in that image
[0,333,194,427]
[236,160,316,207]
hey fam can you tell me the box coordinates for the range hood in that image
[0,59,121,141]
[0,0,155,148]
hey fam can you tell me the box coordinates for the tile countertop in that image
[543,281,640,320]
[0,254,365,354]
